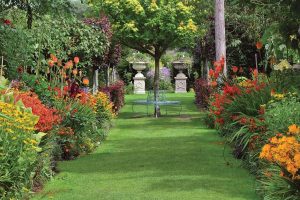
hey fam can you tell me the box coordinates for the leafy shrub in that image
[265,95,300,133]
[53,98,100,159]
[159,80,173,91]
[194,78,210,108]
[21,74,54,106]
[125,83,134,94]
[101,81,125,114]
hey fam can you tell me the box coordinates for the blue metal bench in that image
[132,90,182,115]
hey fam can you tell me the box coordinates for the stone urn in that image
[132,61,148,94]
[173,61,188,93]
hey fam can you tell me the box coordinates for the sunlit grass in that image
[33,93,258,200]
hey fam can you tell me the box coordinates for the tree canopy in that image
[89,0,209,117]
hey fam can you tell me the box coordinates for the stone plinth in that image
[134,76,146,94]
[175,72,187,93]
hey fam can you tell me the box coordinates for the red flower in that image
[215,118,224,125]
[215,65,223,74]
[14,92,61,132]
[74,57,80,64]
[239,67,244,73]
[209,69,214,77]
[220,56,225,66]
[256,41,263,50]
[232,66,238,73]
[4,19,11,25]
[223,84,241,96]
[239,117,247,124]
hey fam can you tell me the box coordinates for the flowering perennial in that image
[260,124,300,179]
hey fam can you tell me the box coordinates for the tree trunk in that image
[106,65,110,86]
[215,0,227,77]
[27,3,33,29]
[93,69,99,95]
[154,55,160,118]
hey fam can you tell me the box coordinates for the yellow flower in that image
[187,19,197,32]
[273,59,292,71]
[150,0,158,11]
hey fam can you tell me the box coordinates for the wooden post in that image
[255,53,258,70]
[215,0,227,77]
[1,56,5,76]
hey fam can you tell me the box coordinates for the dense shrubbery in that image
[0,70,122,198]
[101,81,125,114]
[205,57,300,199]
[194,78,210,108]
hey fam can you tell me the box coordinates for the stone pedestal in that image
[175,72,187,93]
[134,76,146,94]
[132,61,147,94]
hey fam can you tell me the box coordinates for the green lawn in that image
[33,93,258,200]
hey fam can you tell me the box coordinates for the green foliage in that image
[21,74,53,105]
[225,86,272,117]
[125,83,134,94]
[53,99,102,158]
[265,95,300,133]
[257,165,300,200]
[270,70,300,93]
[31,15,108,73]
[1,13,109,79]
[92,0,201,53]
[0,24,34,79]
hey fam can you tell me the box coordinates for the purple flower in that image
[160,67,171,79]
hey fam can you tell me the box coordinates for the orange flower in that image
[50,54,58,63]
[253,69,258,77]
[74,57,80,64]
[57,60,62,67]
[256,41,263,50]
[64,60,73,69]
[288,124,300,135]
[211,81,217,87]
[72,69,78,75]
[271,89,276,96]
[82,78,89,85]
[48,60,54,67]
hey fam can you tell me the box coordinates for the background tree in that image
[0,0,72,29]
[90,0,206,117]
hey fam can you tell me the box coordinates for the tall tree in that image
[90,0,206,117]
[214,0,227,76]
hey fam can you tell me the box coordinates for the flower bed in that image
[0,67,121,198]
[204,58,300,199]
